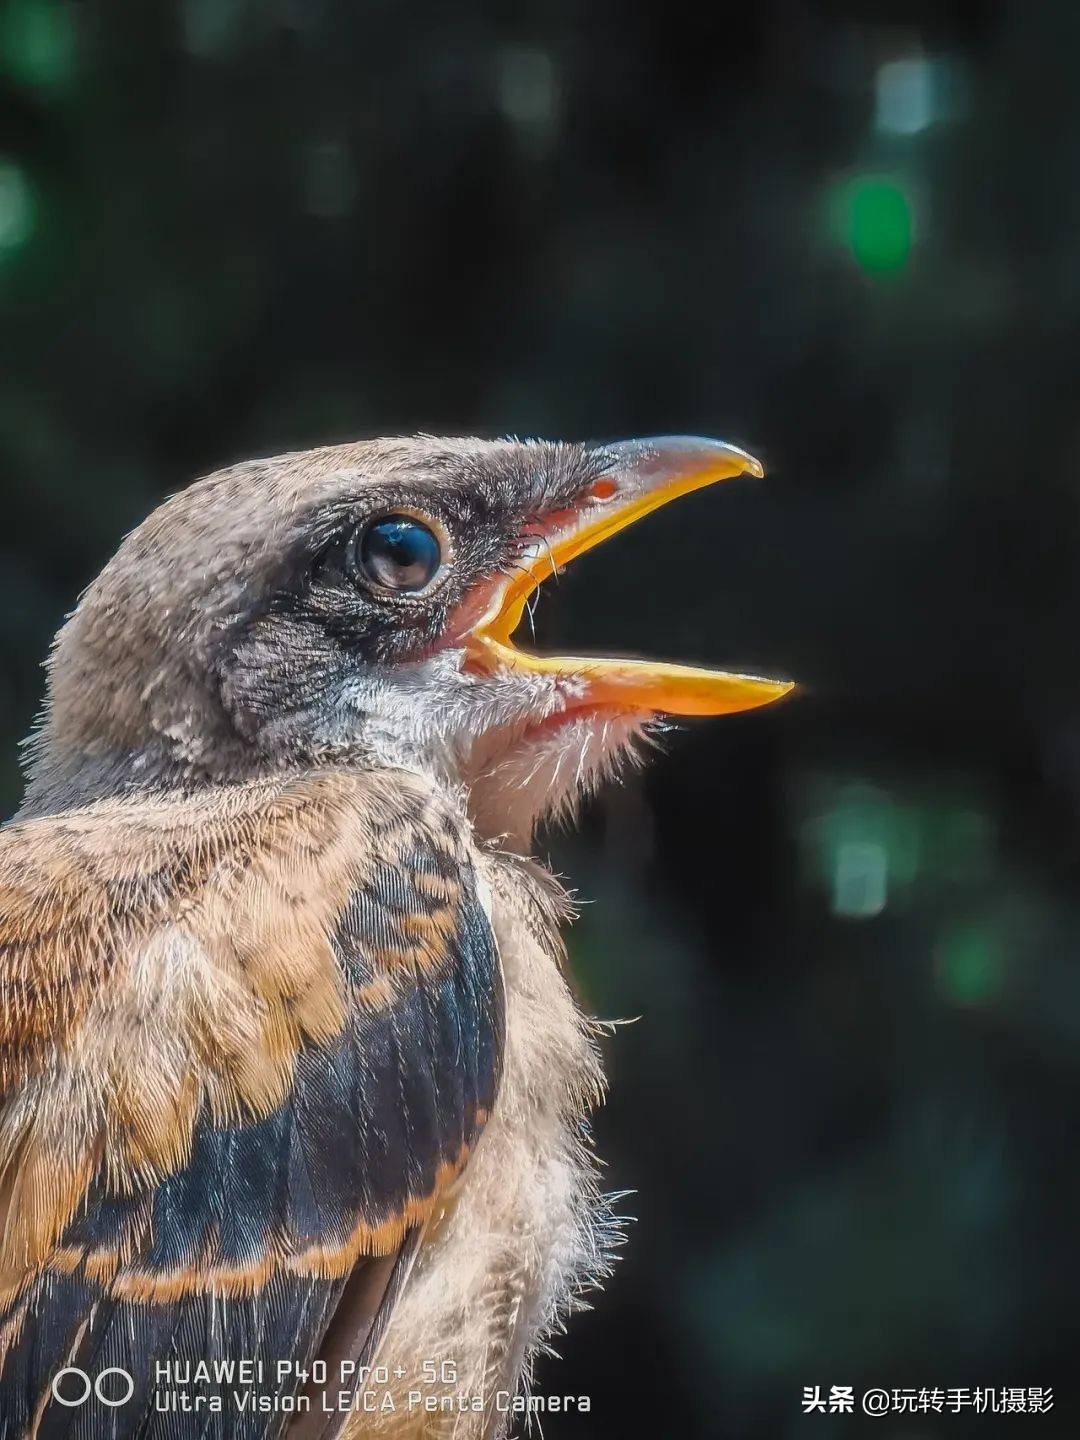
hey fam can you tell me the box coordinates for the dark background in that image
[0,1,1076,1435]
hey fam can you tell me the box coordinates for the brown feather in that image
[0,767,482,1292]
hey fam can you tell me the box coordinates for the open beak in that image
[465,435,794,717]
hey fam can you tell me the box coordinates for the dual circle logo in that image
[51,1367,135,1407]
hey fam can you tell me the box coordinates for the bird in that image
[0,433,791,1439]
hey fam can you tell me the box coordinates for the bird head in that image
[28,435,791,840]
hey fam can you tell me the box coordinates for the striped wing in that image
[0,769,503,1439]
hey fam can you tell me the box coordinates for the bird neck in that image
[17,734,217,818]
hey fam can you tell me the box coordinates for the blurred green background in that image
[0,1,1076,1436]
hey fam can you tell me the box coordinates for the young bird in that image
[0,435,790,1439]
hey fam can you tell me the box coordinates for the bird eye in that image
[351,514,443,594]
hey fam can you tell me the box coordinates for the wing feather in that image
[0,769,503,1438]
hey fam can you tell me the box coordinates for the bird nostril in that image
[589,478,618,502]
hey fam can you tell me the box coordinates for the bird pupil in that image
[359,516,440,592]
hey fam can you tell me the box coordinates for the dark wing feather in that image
[288,1230,422,1440]
[0,770,503,1440]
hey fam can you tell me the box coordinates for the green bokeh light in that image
[0,0,76,91]
[829,175,914,274]
[0,162,35,253]
[936,922,1005,1006]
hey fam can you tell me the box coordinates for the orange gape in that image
[467,436,791,716]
